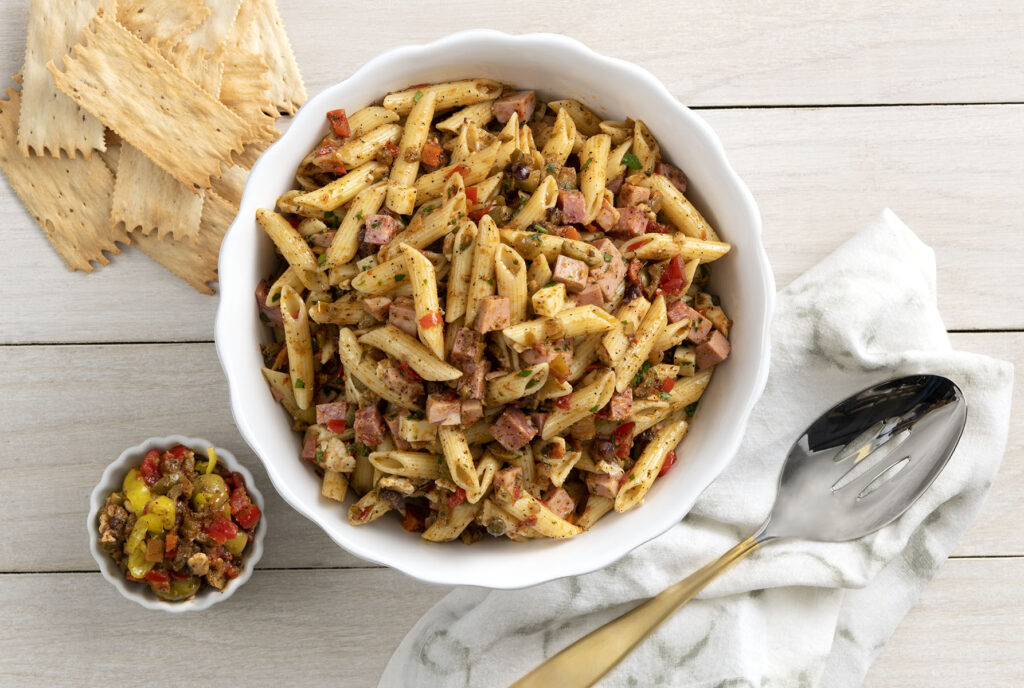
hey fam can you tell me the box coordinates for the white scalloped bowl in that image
[88,436,266,612]
[215,30,774,589]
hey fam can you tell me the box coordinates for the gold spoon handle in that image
[508,535,761,688]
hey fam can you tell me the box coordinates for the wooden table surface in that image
[1,1,1021,686]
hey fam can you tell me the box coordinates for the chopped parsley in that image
[685,401,699,417]
[629,473,635,480]
[271,292,281,303]
[603,252,612,263]
[422,204,436,215]
[581,157,593,172]
[314,449,324,464]
[485,278,493,286]
[294,378,306,389]
[412,90,424,102]
[318,253,327,266]
[516,369,533,378]
[545,164,557,174]
[660,391,671,400]
[359,443,370,457]
[323,210,340,228]
[259,311,270,322]
[437,456,443,466]
[532,223,548,234]
[622,152,642,170]
[632,361,652,387]
[394,273,406,282]
[589,405,599,413]
[355,209,364,220]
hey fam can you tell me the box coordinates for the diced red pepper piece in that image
[446,487,467,509]
[226,564,241,579]
[385,141,399,158]
[613,422,636,459]
[464,185,478,203]
[167,444,189,459]
[554,395,572,410]
[139,449,163,487]
[229,471,246,491]
[658,449,678,477]
[562,226,581,240]
[321,162,347,176]
[661,377,675,393]
[229,487,251,515]
[326,109,351,138]
[421,141,446,167]
[469,205,491,222]
[164,533,179,556]
[400,508,427,533]
[418,311,442,328]
[327,419,347,434]
[446,164,471,179]
[657,255,687,296]
[397,362,423,382]
[169,570,190,581]
[549,442,566,459]
[316,140,337,158]
[204,517,239,545]
[234,504,262,530]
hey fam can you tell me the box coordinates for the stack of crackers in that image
[0,0,306,294]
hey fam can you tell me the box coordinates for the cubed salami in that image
[492,90,536,124]
[552,254,589,293]
[491,407,538,451]
[363,214,399,245]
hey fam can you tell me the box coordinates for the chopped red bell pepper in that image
[418,311,442,328]
[446,487,467,509]
[145,569,169,583]
[167,444,189,459]
[229,487,250,515]
[658,449,678,477]
[660,377,675,393]
[139,449,163,487]
[421,141,446,167]
[384,141,399,158]
[235,504,261,530]
[321,162,347,176]
[204,517,238,545]
[468,205,491,222]
[446,164,471,179]
[169,570,190,581]
[316,139,337,158]
[554,395,572,409]
[400,508,427,533]
[626,258,642,283]
[656,255,687,296]
[327,419,347,434]
[549,442,566,459]
[229,471,246,491]
[613,422,636,459]
[397,362,423,382]
[226,564,241,579]
[562,226,581,240]
[464,185,478,203]
[326,109,351,138]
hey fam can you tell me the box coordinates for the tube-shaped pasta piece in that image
[494,243,528,323]
[632,120,660,174]
[422,500,481,542]
[652,317,693,353]
[337,328,422,410]
[380,191,461,261]
[527,254,552,292]
[505,175,558,231]
[266,266,306,306]
[256,209,323,291]
[567,333,603,383]
[414,141,499,204]
[335,123,402,168]
[492,111,520,171]
[386,90,437,215]
[599,120,632,145]
[350,256,407,295]
[502,305,617,350]
[499,229,603,268]
[629,399,673,437]
[445,220,477,323]
[436,101,495,134]
[349,450,375,494]
[321,469,349,502]
[398,242,445,358]
[464,214,499,326]
[601,296,651,364]
[438,426,480,494]
[541,107,577,170]
[579,134,611,223]
[292,161,387,212]
[548,99,602,136]
[615,414,689,512]
[466,452,501,504]
[347,489,391,525]
[309,300,364,325]
[383,78,503,116]
[345,106,400,137]
[261,367,315,424]
[358,325,462,381]
[495,488,582,539]
[548,451,582,488]
[577,495,614,530]
[667,369,713,412]
[531,282,565,317]
[542,370,615,440]
[471,173,502,205]
[606,139,632,183]
[614,295,667,393]
[325,181,386,268]
[279,285,314,410]
[369,450,446,479]
[643,174,721,241]
[486,363,549,406]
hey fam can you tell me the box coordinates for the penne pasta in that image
[505,175,558,231]
[398,243,446,358]
[336,328,422,410]
[309,300,364,326]
[386,90,437,215]
[644,173,721,241]
[579,134,611,223]
[614,294,667,393]
[436,101,496,134]
[257,209,324,291]
[438,426,481,494]
[383,78,503,116]
[292,161,388,212]
[414,141,499,204]
[358,325,463,381]
[445,220,477,323]
[494,243,528,323]
[464,214,499,327]
[335,123,403,168]
[325,181,387,268]
[279,285,314,410]
[369,450,446,480]
[616,414,689,512]
[542,370,615,440]
[345,106,401,137]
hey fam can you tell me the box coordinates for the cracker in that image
[0,84,129,272]
[111,145,205,243]
[116,0,210,45]
[162,43,224,97]
[220,50,279,142]
[186,0,245,52]
[18,0,113,158]
[97,129,121,174]
[211,164,250,209]
[133,190,235,294]
[234,137,273,169]
[48,10,252,192]
[234,0,307,115]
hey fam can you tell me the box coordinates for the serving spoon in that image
[510,374,967,688]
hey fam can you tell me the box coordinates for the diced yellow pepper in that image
[224,532,248,557]
[206,447,218,474]
[122,468,152,517]
[147,496,176,531]
[127,547,155,579]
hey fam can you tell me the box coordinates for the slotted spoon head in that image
[759,375,967,542]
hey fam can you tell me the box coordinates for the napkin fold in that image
[380,210,1014,688]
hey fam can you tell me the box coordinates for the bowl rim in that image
[215,29,775,589]
[87,435,267,612]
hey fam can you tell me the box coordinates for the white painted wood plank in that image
[2,103,1021,342]
[0,559,1019,687]
[1,334,1018,574]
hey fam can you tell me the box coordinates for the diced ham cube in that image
[655,161,688,193]
[354,406,386,446]
[383,410,411,450]
[606,173,624,195]
[460,399,484,427]
[363,214,399,245]
[458,360,490,400]
[300,429,318,461]
[426,392,462,425]
[316,401,349,425]
[493,466,524,503]
[608,389,633,421]
[609,207,647,238]
[666,299,688,324]
[311,230,336,248]
[552,255,589,293]
[574,283,603,308]
[626,258,642,284]
[531,412,548,435]
[678,304,713,344]
[381,361,424,402]
[254,280,283,326]
[450,327,485,363]
[586,466,625,498]
[362,296,393,321]
[589,237,626,302]
[617,183,650,207]
[695,330,731,369]
[558,189,586,224]
[389,297,417,336]
[646,218,672,234]
[491,407,538,451]
[594,199,620,231]
[520,341,573,373]
[542,487,576,519]
[474,295,511,333]
[492,90,536,124]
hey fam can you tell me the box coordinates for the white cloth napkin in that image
[380,209,1014,688]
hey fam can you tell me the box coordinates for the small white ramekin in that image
[87,435,266,612]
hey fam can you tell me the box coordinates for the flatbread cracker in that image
[234,137,273,169]
[187,0,245,52]
[0,85,129,272]
[134,190,235,294]
[234,0,306,115]
[18,0,113,158]
[116,0,210,45]
[162,43,225,97]
[220,50,279,142]
[98,129,121,175]
[48,10,252,192]
[111,145,205,243]
[211,164,249,209]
